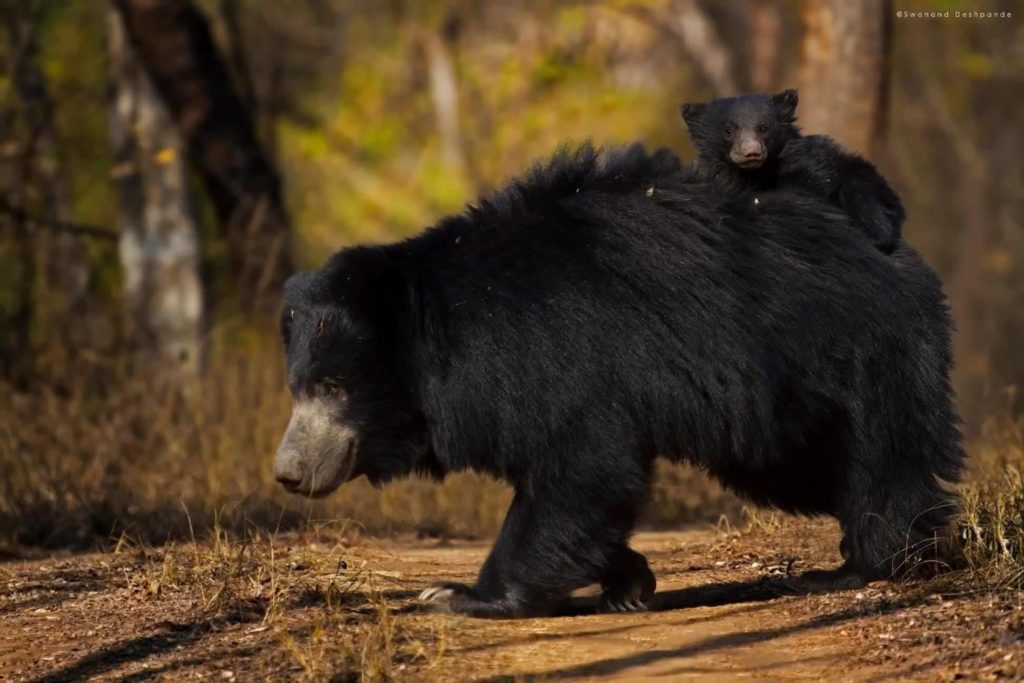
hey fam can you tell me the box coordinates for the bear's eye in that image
[723,126,734,139]
[316,379,344,400]
[757,123,769,134]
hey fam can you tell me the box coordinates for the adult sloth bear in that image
[274,144,964,618]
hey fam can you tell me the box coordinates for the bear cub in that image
[681,89,905,253]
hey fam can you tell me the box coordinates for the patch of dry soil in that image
[2,519,1022,681]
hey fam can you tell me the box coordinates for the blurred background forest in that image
[1,0,1022,550]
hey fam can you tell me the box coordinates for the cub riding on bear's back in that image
[681,89,905,254]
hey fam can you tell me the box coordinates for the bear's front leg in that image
[599,545,656,612]
[420,478,644,618]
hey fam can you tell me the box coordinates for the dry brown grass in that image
[3,335,1023,604]
[0,342,295,548]
[93,523,448,681]
[0,340,739,552]
[955,417,1024,589]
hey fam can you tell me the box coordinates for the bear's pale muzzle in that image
[274,397,358,497]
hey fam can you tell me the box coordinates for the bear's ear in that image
[771,89,799,122]
[680,102,707,129]
[283,271,316,305]
[281,272,316,343]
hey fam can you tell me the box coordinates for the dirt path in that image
[394,532,864,681]
[2,520,1021,681]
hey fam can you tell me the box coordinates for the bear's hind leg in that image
[835,446,960,585]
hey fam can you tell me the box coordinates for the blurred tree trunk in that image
[950,161,990,405]
[749,0,781,92]
[624,1,738,96]
[798,0,892,155]
[108,7,203,372]
[424,19,465,173]
[217,0,256,114]
[670,0,738,96]
[1,5,94,376]
[112,0,291,311]
[0,9,35,380]
[940,70,1006,426]
[0,101,34,380]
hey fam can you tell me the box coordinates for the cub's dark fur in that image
[682,90,906,253]
[277,144,963,618]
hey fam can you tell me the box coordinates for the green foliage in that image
[40,2,113,234]
[280,2,691,262]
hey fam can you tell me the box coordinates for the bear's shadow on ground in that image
[476,579,926,680]
[555,576,789,617]
[406,576,802,617]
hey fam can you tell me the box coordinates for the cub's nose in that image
[740,139,765,159]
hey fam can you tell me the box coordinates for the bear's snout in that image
[273,454,306,492]
[274,397,359,497]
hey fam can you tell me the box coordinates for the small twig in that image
[0,197,118,241]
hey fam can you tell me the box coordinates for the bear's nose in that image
[274,458,306,491]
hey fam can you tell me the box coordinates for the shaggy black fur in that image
[682,90,906,253]
[281,143,963,618]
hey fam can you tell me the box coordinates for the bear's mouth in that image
[305,439,358,497]
[733,156,765,169]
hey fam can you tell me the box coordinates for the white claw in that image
[419,586,455,602]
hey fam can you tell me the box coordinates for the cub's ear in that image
[771,89,799,122]
[680,102,707,128]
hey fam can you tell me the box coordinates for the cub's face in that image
[681,90,800,171]
[274,268,425,497]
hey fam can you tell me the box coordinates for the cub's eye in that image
[757,123,770,134]
[723,126,734,139]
